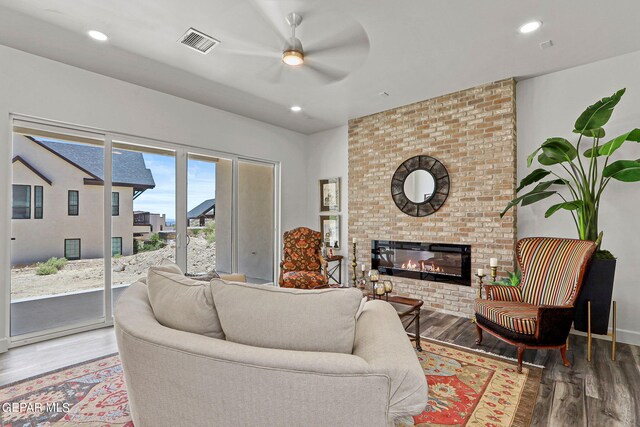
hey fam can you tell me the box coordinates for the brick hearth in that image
[348,79,517,317]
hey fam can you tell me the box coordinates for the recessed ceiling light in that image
[290,105,302,112]
[519,21,542,34]
[88,30,108,41]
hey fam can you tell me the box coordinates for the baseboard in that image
[570,327,640,346]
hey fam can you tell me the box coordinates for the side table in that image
[325,255,343,285]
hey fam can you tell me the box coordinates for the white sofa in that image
[115,280,428,427]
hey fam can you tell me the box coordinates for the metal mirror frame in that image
[391,155,450,217]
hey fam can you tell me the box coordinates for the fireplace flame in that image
[401,260,443,273]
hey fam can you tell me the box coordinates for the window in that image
[68,190,79,216]
[34,186,43,219]
[64,239,81,260]
[112,192,119,216]
[112,237,122,256]
[12,185,31,219]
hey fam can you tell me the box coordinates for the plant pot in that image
[573,258,616,335]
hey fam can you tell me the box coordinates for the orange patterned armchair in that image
[474,237,596,373]
[279,227,328,289]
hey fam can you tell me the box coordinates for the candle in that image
[384,280,393,293]
[490,258,498,267]
[374,282,386,295]
[361,264,366,272]
[352,238,357,244]
[477,268,484,276]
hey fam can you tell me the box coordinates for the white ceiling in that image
[1,0,640,134]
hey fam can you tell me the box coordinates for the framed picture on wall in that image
[320,215,340,249]
[319,178,340,212]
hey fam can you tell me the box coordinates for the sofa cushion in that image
[154,258,183,275]
[147,267,224,339]
[474,299,538,335]
[210,280,362,353]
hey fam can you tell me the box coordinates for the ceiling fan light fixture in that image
[282,49,304,66]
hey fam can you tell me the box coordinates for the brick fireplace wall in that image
[348,79,517,317]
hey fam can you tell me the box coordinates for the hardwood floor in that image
[417,309,640,427]
[0,326,117,386]
[0,311,638,426]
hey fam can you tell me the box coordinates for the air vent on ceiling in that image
[179,27,220,54]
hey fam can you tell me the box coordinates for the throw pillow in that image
[210,280,362,354]
[147,267,224,339]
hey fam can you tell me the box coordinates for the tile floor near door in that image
[1,310,638,426]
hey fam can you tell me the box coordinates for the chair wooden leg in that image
[516,345,525,374]
[475,324,483,345]
[560,344,571,368]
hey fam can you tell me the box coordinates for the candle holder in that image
[490,266,498,284]
[358,270,367,290]
[373,281,385,299]
[351,241,358,287]
[475,273,486,299]
[383,280,393,301]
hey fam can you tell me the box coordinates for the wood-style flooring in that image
[0,311,638,426]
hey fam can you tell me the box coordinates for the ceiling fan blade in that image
[263,61,285,84]
[304,23,369,59]
[304,60,349,84]
[246,0,289,46]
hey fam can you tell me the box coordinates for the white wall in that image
[517,49,640,345]
[0,45,309,350]
[306,126,350,284]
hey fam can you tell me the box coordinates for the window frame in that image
[68,190,79,216]
[112,237,122,256]
[11,184,31,220]
[111,192,119,216]
[34,185,43,219]
[64,238,81,260]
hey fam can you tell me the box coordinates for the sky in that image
[133,153,216,221]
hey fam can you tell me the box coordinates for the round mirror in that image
[391,155,450,217]
[403,170,436,203]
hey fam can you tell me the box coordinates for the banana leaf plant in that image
[501,88,640,250]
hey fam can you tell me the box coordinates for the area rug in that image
[0,354,131,426]
[0,340,541,427]
[396,339,542,427]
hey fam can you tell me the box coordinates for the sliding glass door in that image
[10,126,105,338]
[7,117,280,345]
[237,160,275,283]
[111,141,177,307]
[186,153,232,275]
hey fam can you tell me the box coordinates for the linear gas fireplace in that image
[371,240,471,286]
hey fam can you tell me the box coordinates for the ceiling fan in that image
[281,13,305,66]
[220,6,370,85]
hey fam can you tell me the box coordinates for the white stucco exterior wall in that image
[11,134,135,264]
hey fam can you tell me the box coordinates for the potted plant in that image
[501,88,640,334]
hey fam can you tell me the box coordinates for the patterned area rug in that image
[0,340,541,427]
[0,354,130,426]
[397,339,542,427]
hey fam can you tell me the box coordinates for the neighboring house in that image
[133,211,167,240]
[10,134,155,266]
[187,198,215,226]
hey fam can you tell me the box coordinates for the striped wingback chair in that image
[474,237,596,373]
[278,227,328,289]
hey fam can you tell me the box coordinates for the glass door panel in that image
[186,153,231,275]
[238,160,275,283]
[10,130,104,337]
[111,142,176,306]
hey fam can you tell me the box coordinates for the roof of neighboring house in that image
[33,138,155,189]
[12,156,52,185]
[188,199,215,219]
